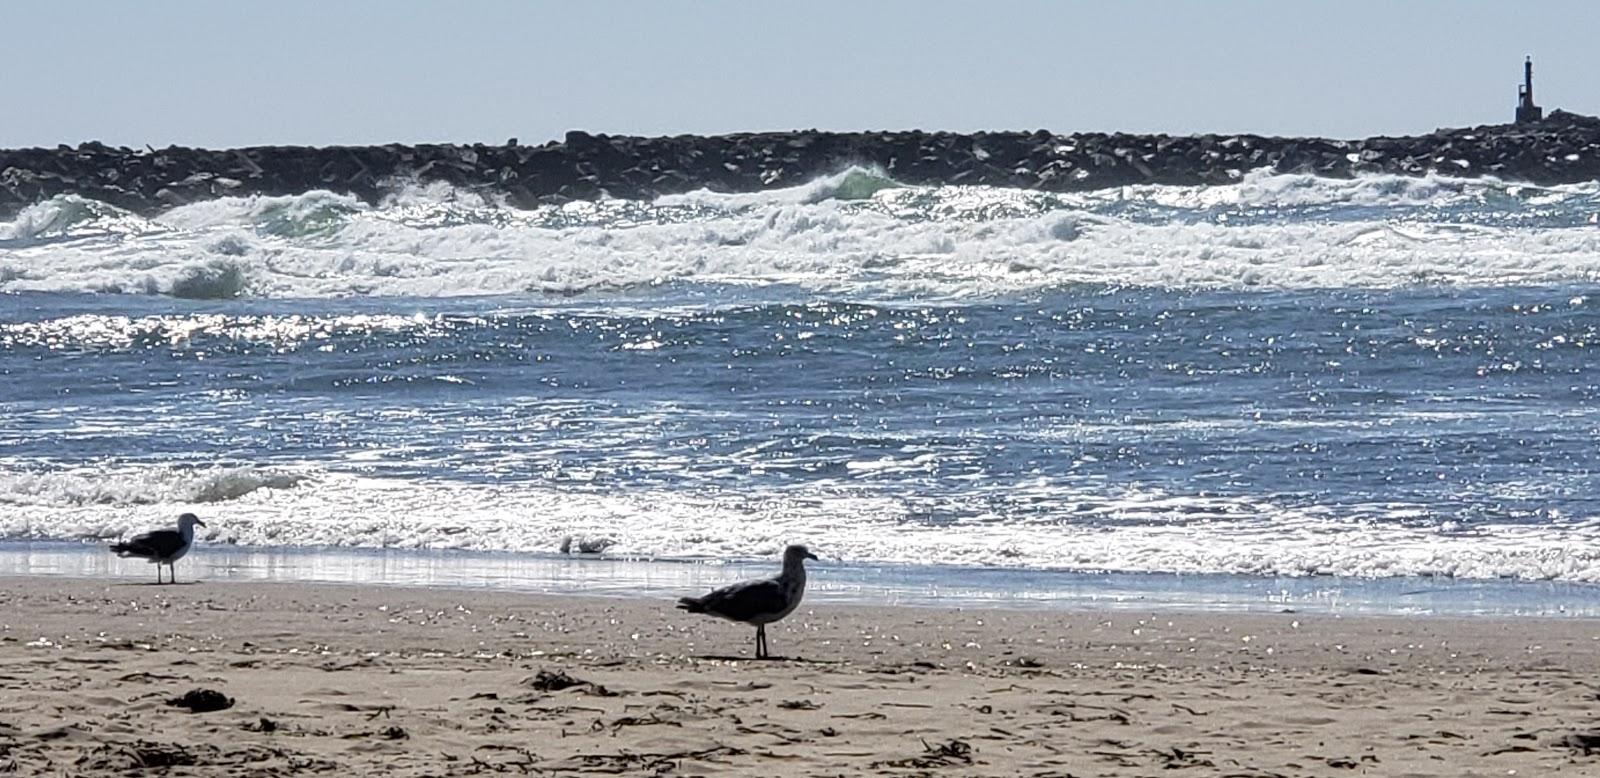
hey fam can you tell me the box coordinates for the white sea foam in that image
[4,170,1600,299]
[0,466,307,509]
[5,466,1599,582]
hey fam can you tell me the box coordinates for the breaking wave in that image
[5,469,1600,582]
[0,466,307,508]
[3,169,1600,299]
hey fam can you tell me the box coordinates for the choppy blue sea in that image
[5,169,1600,604]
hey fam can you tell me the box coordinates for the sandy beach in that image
[0,576,1595,776]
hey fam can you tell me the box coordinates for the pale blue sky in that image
[5,1,1596,148]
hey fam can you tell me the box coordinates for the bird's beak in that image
[196,519,208,528]
[805,551,819,561]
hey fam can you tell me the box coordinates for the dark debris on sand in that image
[75,741,338,774]
[873,738,976,770]
[1559,731,1600,755]
[245,717,279,733]
[166,688,234,713]
[564,745,746,775]
[525,669,614,696]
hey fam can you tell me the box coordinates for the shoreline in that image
[8,540,1600,618]
[2,575,1597,775]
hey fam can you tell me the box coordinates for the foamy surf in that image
[0,466,308,508]
[4,170,1600,299]
[3,467,1599,582]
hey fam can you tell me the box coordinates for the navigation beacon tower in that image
[1515,56,1543,124]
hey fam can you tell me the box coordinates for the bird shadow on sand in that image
[693,654,844,665]
[116,581,205,587]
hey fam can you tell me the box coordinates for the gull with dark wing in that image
[677,544,817,659]
[110,512,207,584]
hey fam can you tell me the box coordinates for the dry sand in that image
[2,575,1599,776]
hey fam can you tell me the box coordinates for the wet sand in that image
[2,575,1598,776]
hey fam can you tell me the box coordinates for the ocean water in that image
[5,168,1600,591]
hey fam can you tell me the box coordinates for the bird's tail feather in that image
[109,543,132,555]
[676,597,705,613]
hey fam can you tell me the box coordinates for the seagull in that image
[677,544,817,659]
[110,512,207,584]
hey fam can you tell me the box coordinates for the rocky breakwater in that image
[4,111,1600,217]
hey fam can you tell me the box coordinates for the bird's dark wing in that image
[695,577,788,623]
[111,530,184,559]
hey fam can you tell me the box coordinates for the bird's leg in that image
[757,625,768,659]
[169,563,177,585]
[156,564,163,585]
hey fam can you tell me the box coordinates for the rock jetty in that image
[4,111,1600,217]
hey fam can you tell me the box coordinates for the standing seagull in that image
[677,544,818,659]
[110,513,207,584]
